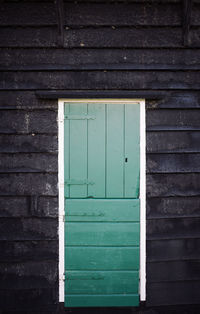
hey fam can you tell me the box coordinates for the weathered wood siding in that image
[1,0,200,312]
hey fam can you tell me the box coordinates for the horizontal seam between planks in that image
[1,68,200,72]
[147,236,200,241]
[147,215,200,219]
[147,279,200,283]
[147,258,200,263]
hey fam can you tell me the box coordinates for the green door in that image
[64,102,140,307]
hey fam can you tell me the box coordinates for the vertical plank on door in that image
[125,103,140,198]
[64,103,70,198]
[88,103,106,198]
[106,103,124,198]
[69,103,88,198]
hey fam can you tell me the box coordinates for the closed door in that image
[64,102,140,307]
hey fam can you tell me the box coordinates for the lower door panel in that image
[65,199,140,307]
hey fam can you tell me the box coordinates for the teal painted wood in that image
[65,199,139,222]
[106,103,124,197]
[65,222,139,246]
[64,102,140,198]
[65,271,139,294]
[65,247,139,270]
[125,103,140,197]
[64,102,140,307]
[65,295,139,307]
[69,103,88,198]
[88,103,106,197]
[64,104,70,198]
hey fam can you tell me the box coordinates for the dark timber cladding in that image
[0,0,200,312]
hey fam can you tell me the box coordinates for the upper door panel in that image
[64,102,140,199]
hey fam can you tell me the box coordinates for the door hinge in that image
[64,115,95,120]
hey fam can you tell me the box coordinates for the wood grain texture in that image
[147,153,200,173]
[1,2,200,27]
[0,261,58,289]
[1,71,200,90]
[147,238,200,262]
[0,240,58,262]
[1,48,200,70]
[0,218,58,240]
[2,26,200,48]
[0,153,57,173]
[0,196,58,217]
[0,91,57,109]
[147,131,200,153]
[0,288,57,311]
[147,109,200,131]
[147,281,200,306]
[0,134,57,153]
[147,173,200,197]
[147,196,200,218]
[147,217,200,239]
[0,173,57,196]
[0,110,57,134]
[147,260,200,282]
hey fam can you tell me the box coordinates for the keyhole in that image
[125,158,128,163]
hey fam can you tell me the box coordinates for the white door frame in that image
[58,99,146,303]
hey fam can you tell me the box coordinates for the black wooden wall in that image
[1,0,200,312]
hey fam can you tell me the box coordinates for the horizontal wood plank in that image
[147,238,200,262]
[1,3,198,27]
[65,271,139,294]
[147,109,200,131]
[65,294,139,308]
[1,27,200,48]
[0,218,57,240]
[1,71,200,90]
[65,199,139,222]
[1,48,200,71]
[147,173,200,197]
[0,261,57,289]
[1,2,200,27]
[0,91,57,109]
[146,281,200,306]
[0,134,57,153]
[62,3,200,27]
[65,222,139,246]
[0,3,56,26]
[65,247,139,270]
[0,173,57,196]
[2,90,198,110]
[0,153,57,173]
[147,93,200,108]
[0,288,57,310]
[147,217,200,239]
[0,240,58,262]
[147,131,200,153]
[147,153,200,173]
[147,196,200,218]
[147,260,200,282]
[0,196,58,217]
[0,110,57,134]
[34,90,200,108]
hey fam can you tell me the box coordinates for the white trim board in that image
[58,99,146,303]
[139,100,146,301]
[58,100,65,302]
